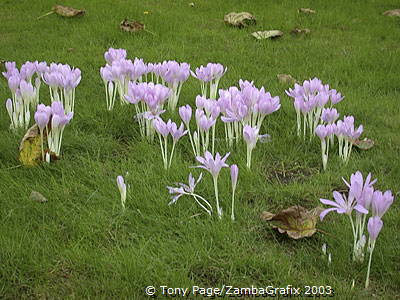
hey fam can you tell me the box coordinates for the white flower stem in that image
[231,189,236,221]
[365,240,375,289]
[213,176,222,219]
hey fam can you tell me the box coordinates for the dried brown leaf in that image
[261,205,324,239]
[251,30,283,40]
[19,124,42,167]
[120,19,145,32]
[383,9,400,17]
[353,138,375,150]
[298,8,316,14]
[277,74,298,85]
[291,27,311,35]
[224,12,256,28]
[30,191,48,203]
[53,5,85,17]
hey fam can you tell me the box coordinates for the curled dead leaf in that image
[53,5,85,17]
[291,27,311,35]
[383,9,400,17]
[19,124,42,167]
[353,138,374,150]
[224,12,256,28]
[19,124,57,166]
[261,205,324,239]
[120,19,145,32]
[298,8,316,14]
[30,191,48,203]
[277,74,298,85]
[251,30,283,40]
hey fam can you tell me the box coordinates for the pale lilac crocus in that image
[195,151,230,218]
[230,164,239,221]
[179,104,196,156]
[168,122,188,168]
[34,106,50,161]
[167,173,213,215]
[243,125,264,169]
[191,63,227,99]
[117,175,127,210]
[315,124,334,170]
[47,101,73,159]
[320,191,368,221]
[371,190,394,218]
[365,216,383,288]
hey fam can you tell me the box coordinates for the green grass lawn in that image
[1,0,400,299]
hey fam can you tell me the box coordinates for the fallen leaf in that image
[19,125,42,167]
[53,5,85,17]
[383,9,400,17]
[224,12,256,28]
[30,191,48,203]
[67,48,75,52]
[277,74,298,85]
[353,138,374,150]
[251,30,283,40]
[261,205,324,239]
[120,19,145,33]
[189,2,195,7]
[19,124,56,166]
[291,27,311,35]
[298,8,316,14]
[143,11,151,15]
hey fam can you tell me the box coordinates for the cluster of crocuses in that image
[3,61,44,129]
[125,82,170,139]
[42,63,81,113]
[100,48,190,111]
[2,61,80,130]
[319,171,394,288]
[168,151,239,220]
[34,101,73,162]
[177,80,279,168]
[315,113,363,170]
[285,78,344,138]
[100,48,147,110]
[191,63,227,99]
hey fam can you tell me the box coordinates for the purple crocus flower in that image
[167,173,203,205]
[230,164,239,190]
[342,171,377,210]
[152,118,169,138]
[321,108,339,124]
[367,216,383,241]
[169,122,188,142]
[256,92,281,115]
[195,151,230,178]
[371,190,394,218]
[179,105,192,124]
[19,80,36,99]
[243,125,259,149]
[34,111,50,131]
[8,75,20,93]
[330,89,344,105]
[199,115,215,132]
[319,191,368,220]
[20,61,37,81]
[104,48,127,64]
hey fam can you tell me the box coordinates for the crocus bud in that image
[178,104,192,124]
[5,99,13,117]
[367,216,383,241]
[34,111,49,131]
[230,164,239,191]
